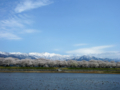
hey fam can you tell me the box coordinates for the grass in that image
[0,66,57,70]
[0,66,120,74]
[62,67,120,70]
[0,66,120,71]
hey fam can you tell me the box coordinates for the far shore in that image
[0,69,120,74]
[0,67,120,74]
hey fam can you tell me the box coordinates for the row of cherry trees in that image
[0,57,120,68]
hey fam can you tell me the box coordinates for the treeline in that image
[0,57,120,68]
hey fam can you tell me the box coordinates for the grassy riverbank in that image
[0,66,120,74]
[0,66,120,70]
[0,70,120,74]
[0,66,56,70]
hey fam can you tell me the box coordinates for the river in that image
[0,73,120,90]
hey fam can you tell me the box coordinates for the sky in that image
[0,0,120,58]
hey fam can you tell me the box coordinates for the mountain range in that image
[0,51,120,62]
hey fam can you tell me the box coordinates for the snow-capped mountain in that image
[0,51,72,60]
[28,52,72,60]
[70,55,114,61]
[0,51,36,59]
[0,51,119,61]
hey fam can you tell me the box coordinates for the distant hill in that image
[69,55,114,61]
[0,51,120,62]
[0,52,36,59]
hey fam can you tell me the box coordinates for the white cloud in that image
[93,51,120,59]
[74,43,87,46]
[66,45,120,58]
[15,0,53,13]
[0,0,51,40]
[0,32,21,40]
[1,17,24,28]
[66,45,114,55]
[23,29,39,33]
[0,14,38,40]
[0,15,32,40]
[0,14,31,30]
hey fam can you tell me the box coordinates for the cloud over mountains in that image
[66,45,120,59]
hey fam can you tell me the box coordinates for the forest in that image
[0,57,120,68]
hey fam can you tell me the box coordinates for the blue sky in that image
[0,0,120,58]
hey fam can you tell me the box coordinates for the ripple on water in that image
[0,73,120,90]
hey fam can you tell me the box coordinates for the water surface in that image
[0,73,120,90]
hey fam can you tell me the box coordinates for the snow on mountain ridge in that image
[0,51,71,60]
[29,52,71,59]
[0,51,6,54]
[0,51,120,61]
[29,52,62,57]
